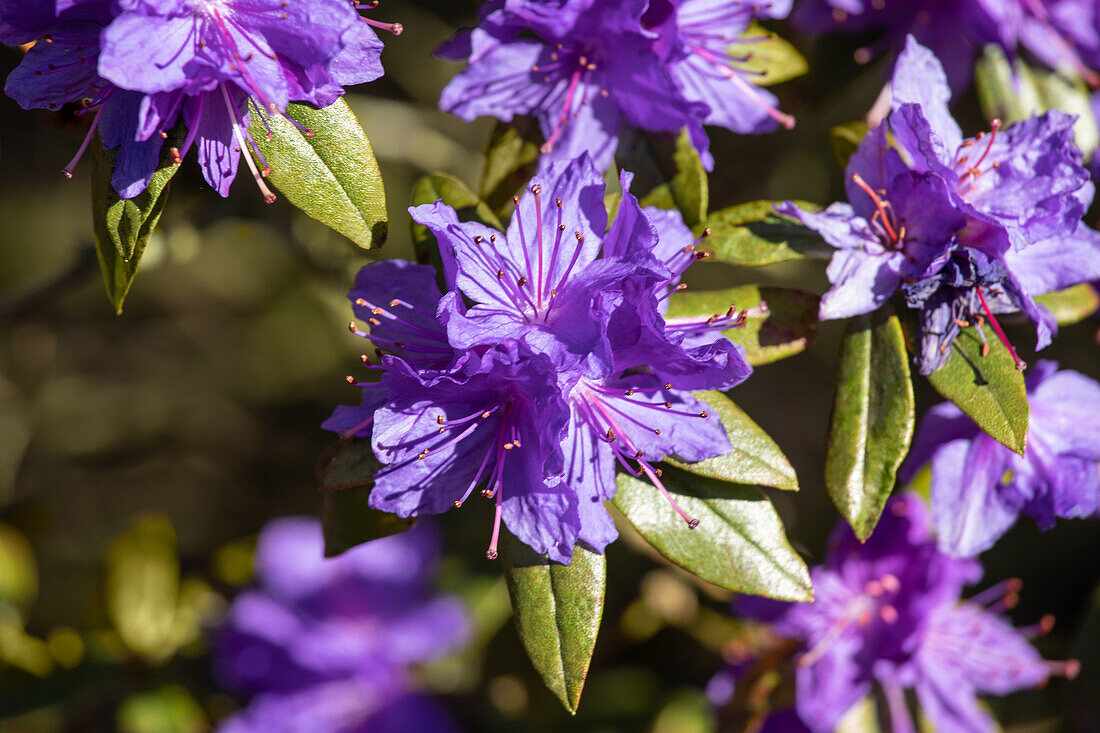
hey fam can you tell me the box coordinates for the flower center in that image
[533,51,600,155]
[953,118,1002,193]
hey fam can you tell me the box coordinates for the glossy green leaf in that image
[663,284,819,366]
[249,99,387,249]
[1035,283,1100,326]
[926,326,1029,455]
[701,201,830,266]
[316,439,413,556]
[479,118,542,216]
[830,121,869,169]
[117,684,208,733]
[666,391,798,491]
[91,128,182,313]
[638,128,709,227]
[613,468,811,600]
[501,532,606,714]
[824,307,914,540]
[730,23,809,87]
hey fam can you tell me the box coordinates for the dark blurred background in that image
[0,2,1098,731]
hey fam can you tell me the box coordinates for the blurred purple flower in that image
[792,0,1100,92]
[437,0,709,171]
[1,0,394,199]
[899,360,1100,556]
[214,518,468,733]
[327,155,752,562]
[739,493,1078,733]
[779,37,1100,373]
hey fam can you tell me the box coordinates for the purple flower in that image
[642,0,795,168]
[739,493,1078,733]
[899,360,1100,557]
[327,155,752,562]
[1,0,394,199]
[437,0,710,171]
[794,0,1100,91]
[779,37,1100,373]
[214,517,468,733]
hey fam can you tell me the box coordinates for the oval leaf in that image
[666,391,798,491]
[91,128,182,313]
[926,326,1029,455]
[701,201,830,266]
[250,99,387,249]
[613,468,811,600]
[664,284,819,366]
[730,23,809,87]
[825,306,915,540]
[1035,283,1100,326]
[501,532,606,714]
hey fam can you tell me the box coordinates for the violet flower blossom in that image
[325,155,753,563]
[778,37,1100,373]
[792,0,1100,92]
[900,360,1100,557]
[214,518,468,733]
[737,493,1079,733]
[1,0,398,200]
[438,0,796,172]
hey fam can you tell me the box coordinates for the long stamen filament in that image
[974,287,1027,371]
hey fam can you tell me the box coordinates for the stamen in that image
[850,174,898,242]
[974,287,1027,371]
[220,85,277,203]
[541,58,588,154]
[61,107,103,178]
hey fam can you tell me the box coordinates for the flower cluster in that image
[900,360,1100,557]
[779,36,1100,374]
[323,155,753,563]
[437,0,795,173]
[214,518,468,733]
[793,0,1100,92]
[1,0,400,200]
[729,493,1078,733]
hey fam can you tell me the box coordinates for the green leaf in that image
[501,533,605,714]
[730,23,809,87]
[824,306,914,540]
[829,121,869,169]
[479,118,543,217]
[618,128,709,226]
[321,483,414,558]
[613,468,811,600]
[317,438,378,492]
[701,201,830,266]
[1035,283,1100,326]
[666,391,798,491]
[91,128,182,313]
[926,326,1029,455]
[410,172,503,282]
[316,439,413,556]
[638,129,709,227]
[249,99,387,249]
[663,284,819,366]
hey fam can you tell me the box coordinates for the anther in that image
[355,297,368,306]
